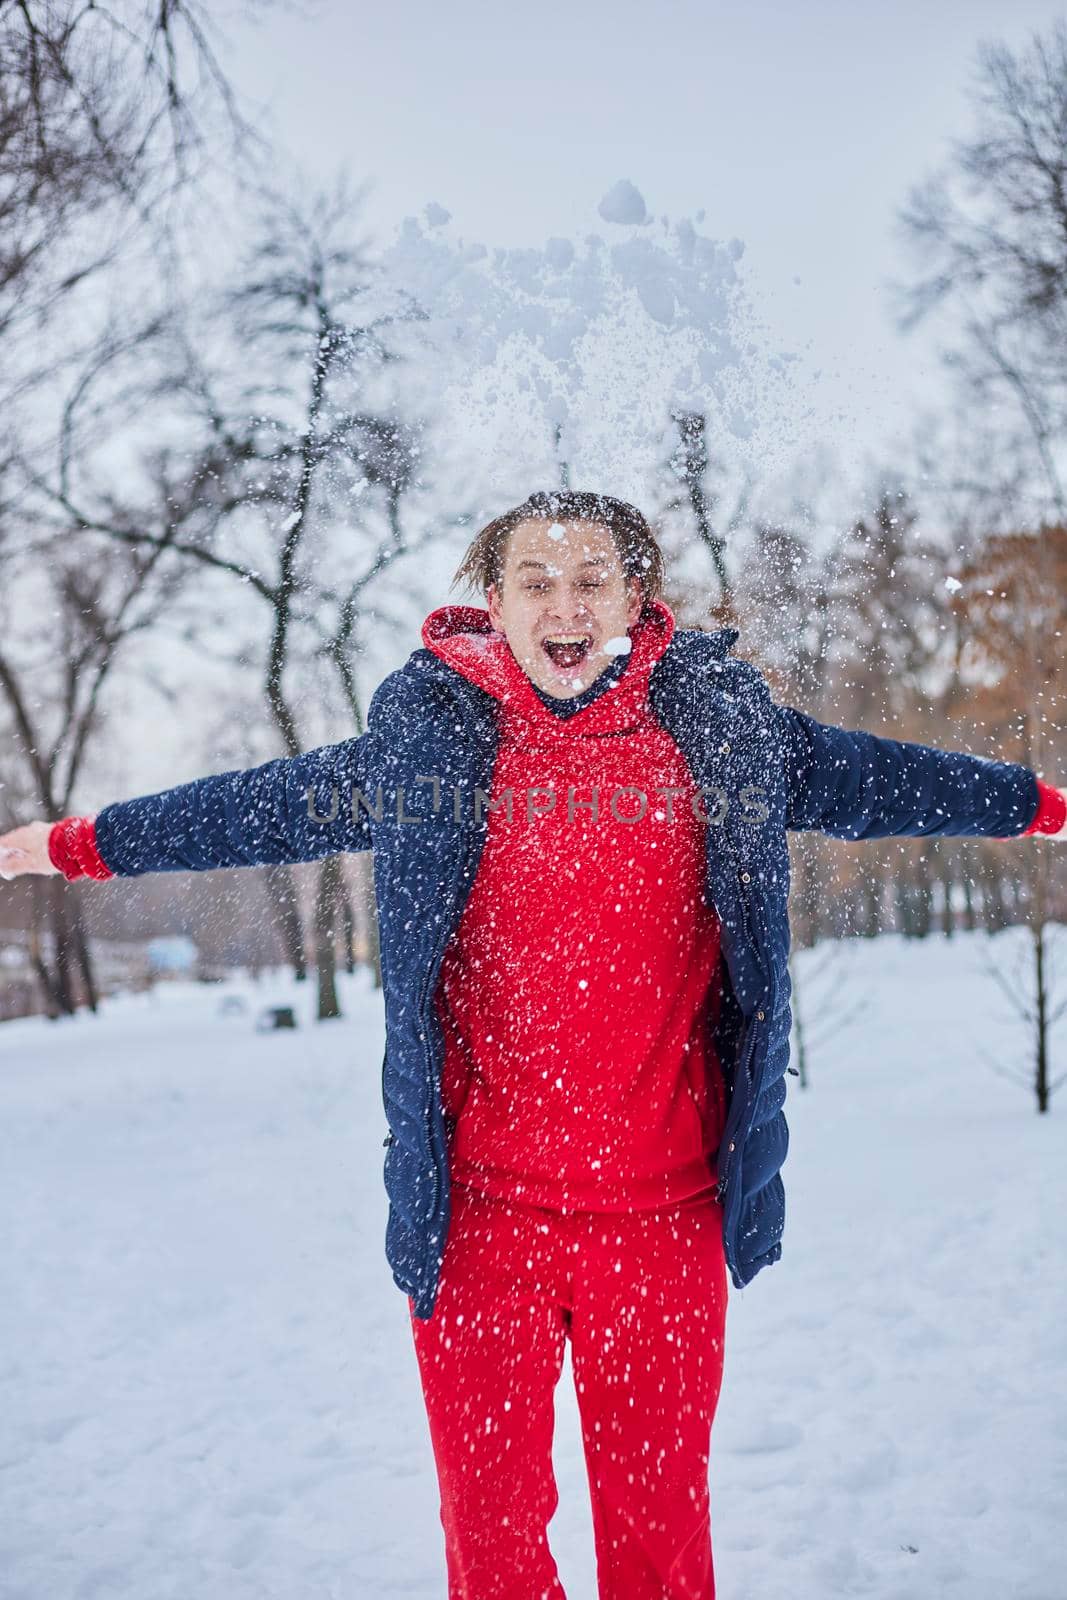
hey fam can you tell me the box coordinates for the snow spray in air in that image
[378,180,802,498]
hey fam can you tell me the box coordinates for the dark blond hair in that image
[452,490,665,611]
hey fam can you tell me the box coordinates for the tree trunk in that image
[340,876,356,975]
[938,854,955,938]
[857,861,882,938]
[314,855,343,1021]
[29,880,70,1017]
[896,859,918,938]
[69,892,99,1013]
[358,856,383,990]
[961,850,978,933]
[790,840,820,949]
[263,862,307,980]
[52,882,79,1013]
[913,848,933,939]
[1033,923,1050,1114]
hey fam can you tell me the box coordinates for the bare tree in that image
[977,927,1067,1114]
[1,0,266,388]
[892,24,1067,962]
[895,21,1067,519]
[41,182,461,1015]
[825,484,948,727]
[951,525,1067,1094]
[659,409,752,627]
[0,521,188,1014]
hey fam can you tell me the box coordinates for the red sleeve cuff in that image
[1021,779,1067,837]
[48,817,114,882]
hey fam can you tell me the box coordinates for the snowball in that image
[604,635,632,655]
[598,180,649,226]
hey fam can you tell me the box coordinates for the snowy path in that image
[2,927,1065,1599]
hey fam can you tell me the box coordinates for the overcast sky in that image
[228,0,1066,481]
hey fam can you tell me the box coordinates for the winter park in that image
[2,5,1067,1599]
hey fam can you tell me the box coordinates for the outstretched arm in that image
[776,703,1065,841]
[0,734,375,882]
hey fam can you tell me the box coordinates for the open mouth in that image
[541,634,592,671]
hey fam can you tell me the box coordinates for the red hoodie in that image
[421,599,728,1213]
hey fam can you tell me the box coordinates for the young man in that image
[2,489,1064,1599]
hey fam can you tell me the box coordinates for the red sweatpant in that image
[409,1180,728,1599]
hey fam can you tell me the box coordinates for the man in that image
[2,489,1064,1598]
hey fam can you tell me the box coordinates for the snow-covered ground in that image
[2,926,1066,1600]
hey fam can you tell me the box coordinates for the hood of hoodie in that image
[421,599,676,736]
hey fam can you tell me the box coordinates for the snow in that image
[2,926,1066,1598]
[597,180,650,228]
[377,190,791,498]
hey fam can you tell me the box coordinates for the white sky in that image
[226,0,1067,478]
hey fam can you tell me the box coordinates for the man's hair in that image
[451,490,665,610]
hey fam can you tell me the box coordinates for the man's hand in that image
[1019,780,1067,840]
[1050,787,1067,839]
[0,822,59,879]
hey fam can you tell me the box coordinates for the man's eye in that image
[524,582,549,592]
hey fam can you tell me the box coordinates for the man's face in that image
[486,517,643,698]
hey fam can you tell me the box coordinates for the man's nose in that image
[547,596,593,625]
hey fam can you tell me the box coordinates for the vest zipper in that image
[715,864,765,1202]
[409,674,497,1304]
[715,1020,757,1201]
[414,819,477,1249]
